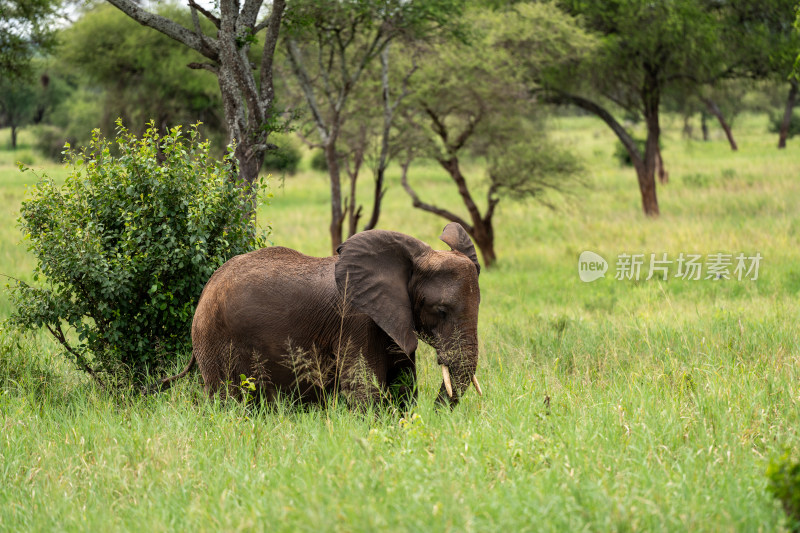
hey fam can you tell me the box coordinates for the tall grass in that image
[1,114,798,531]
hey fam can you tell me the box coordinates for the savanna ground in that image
[0,113,798,531]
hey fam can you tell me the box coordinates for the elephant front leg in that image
[386,352,417,411]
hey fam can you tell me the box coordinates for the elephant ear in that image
[335,230,431,356]
[439,222,481,275]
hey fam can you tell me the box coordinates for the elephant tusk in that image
[441,365,453,398]
[472,374,483,396]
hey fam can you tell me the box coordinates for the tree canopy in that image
[0,0,56,80]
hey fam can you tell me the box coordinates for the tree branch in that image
[188,61,219,74]
[539,88,644,173]
[400,157,472,231]
[187,0,220,29]
[287,38,331,143]
[258,0,285,107]
[106,0,218,60]
[239,0,263,30]
[46,323,106,390]
[484,181,500,223]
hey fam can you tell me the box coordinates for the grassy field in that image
[0,114,798,531]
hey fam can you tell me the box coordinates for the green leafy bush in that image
[310,149,328,171]
[613,138,646,167]
[31,124,74,162]
[9,121,267,385]
[767,448,800,532]
[262,134,301,174]
[768,110,800,139]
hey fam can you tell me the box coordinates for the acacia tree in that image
[535,0,721,216]
[282,0,460,252]
[106,0,286,212]
[397,4,585,267]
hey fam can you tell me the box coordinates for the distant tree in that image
[533,0,722,216]
[397,4,585,267]
[282,0,462,252]
[0,0,56,81]
[743,0,800,149]
[665,80,746,151]
[106,0,286,216]
[0,74,37,148]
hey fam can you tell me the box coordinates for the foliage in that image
[262,134,301,174]
[0,0,57,80]
[0,59,67,149]
[613,138,645,167]
[282,0,466,248]
[8,122,267,384]
[30,124,73,162]
[396,3,585,264]
[767,449,800,531]
[768,109,800,138]
[57,4,225,147]
[310,149,328,171]
[0,74,36,148]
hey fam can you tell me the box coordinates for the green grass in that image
[1,114,799,531]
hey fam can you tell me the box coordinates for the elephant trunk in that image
[435,337,480,407]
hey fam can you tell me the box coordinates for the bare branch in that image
[400,157,472,231]
[423,105,449,145]
[46,323,107,390]
[539,88,645,174]
[106,0,218,60]
[484,181,500,223]
[187,0,220,29]
[258,0,286,107]
[287,39,331,142]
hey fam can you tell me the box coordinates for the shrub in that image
[767,449,800,532]
[9,121,267,386]
[768,110,800,139]
[613,138,662,167]
[262,134,301,174]
[613,138,646,167]
[310,149,328,171]
[32,124,75,162]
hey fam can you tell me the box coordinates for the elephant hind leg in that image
[196,340,253,400]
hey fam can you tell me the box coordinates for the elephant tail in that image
[144,354,196,395]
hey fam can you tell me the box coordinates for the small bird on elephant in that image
[153,222,483,408]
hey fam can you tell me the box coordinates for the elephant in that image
[156,222,483,408]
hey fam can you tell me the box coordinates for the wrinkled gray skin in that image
[164,223,481,408]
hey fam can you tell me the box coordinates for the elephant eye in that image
[435,305,448,317]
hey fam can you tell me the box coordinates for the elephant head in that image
[335,222,482,406]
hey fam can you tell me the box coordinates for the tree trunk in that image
[106,0,287,222]
[470,219,496,268]
[10,124,17,150]
[778,80,798,149]
[701,111,709,141]
[703,98,737,151]
[640,69,661,217]
[235,143,264,215]
[541,90,659,216]
[682,115,693,139]
[655,144,668,184]
[325,140,344,253]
